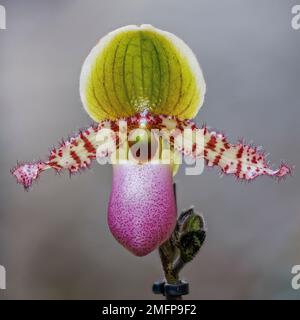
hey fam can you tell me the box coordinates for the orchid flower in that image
[12,25,291,257]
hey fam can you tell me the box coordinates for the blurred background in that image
[0,0,299,299]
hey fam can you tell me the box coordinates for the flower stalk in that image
[154,184,206,299]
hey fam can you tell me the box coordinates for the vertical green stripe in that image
[83,26,203,121]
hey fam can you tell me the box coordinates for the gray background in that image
[0,0,299,299]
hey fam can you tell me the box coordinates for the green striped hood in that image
[80,24,206,122]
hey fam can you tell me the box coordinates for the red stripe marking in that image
[236,161,242,177]
[192,143,197,153]
[236,146,244,159]
[48,162,63,169]
[213,155,221,166]
[81,134,96,154]
[110,122,119,132]
[221,137,230,149]
[206,135,217,151]
[49,154,56,161]
[70,150,81,166]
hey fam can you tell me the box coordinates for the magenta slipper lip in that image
[108,162,177,256]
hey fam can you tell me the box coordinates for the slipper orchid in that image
[12,25,291,256]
